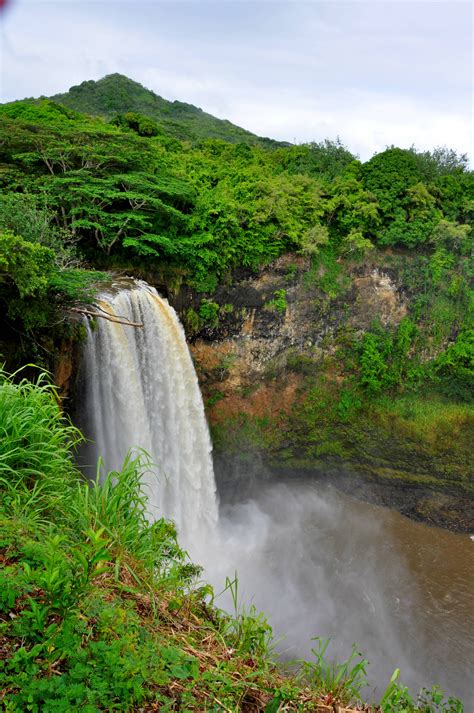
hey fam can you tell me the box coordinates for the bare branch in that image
[68,307,143,327]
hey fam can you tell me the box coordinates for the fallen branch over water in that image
[68,307,143,327]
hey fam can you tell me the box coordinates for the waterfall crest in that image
[80,279,218,546]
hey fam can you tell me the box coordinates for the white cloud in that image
[221,90,472,159]
[0,0,471,161]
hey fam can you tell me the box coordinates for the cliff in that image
[180,253,473,532]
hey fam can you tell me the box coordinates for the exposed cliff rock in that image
[54,340,78,404]
[183,254,473,532]
[188,253,407,414]
[47,255,472,532]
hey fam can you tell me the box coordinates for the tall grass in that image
[0,368,465,711]
[299,638,368,705]
[0,367,82,523]
[216,574,273,658]
[72,452,198,591]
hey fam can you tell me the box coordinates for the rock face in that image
[176,254,473,533]
[54,341,77,404]
[191,256,407,375]
[53,256,471,532]
[350,268,407,328]
[188,253,408,423]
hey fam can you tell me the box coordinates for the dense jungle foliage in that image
[0,76,472,709]
[0,369,465,711]
[0,75,472,407]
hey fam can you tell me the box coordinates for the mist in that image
[73,285,473,708]
[192,466,474,707]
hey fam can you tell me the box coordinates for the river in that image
[200,476,474,708]
[77,279,473,709]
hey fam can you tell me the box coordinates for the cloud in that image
[1,0,471,160]
[224,89,472,158]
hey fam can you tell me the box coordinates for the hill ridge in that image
[49,72,286,146]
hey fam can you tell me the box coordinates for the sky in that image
[0,0,472,161]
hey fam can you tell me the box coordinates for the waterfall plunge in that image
[77,281,474,706]
[80,279,218,549]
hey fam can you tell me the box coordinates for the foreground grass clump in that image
[0,369,464,711]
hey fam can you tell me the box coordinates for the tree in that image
[411,146,469,181]
[362,148,423,221]
[0,229,57,329]
[429,220,471,254]
[0,230,55,299]
[276,138,356,180]
[324,176,380,241]
[0,193,79,268]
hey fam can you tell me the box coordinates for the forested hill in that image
[0,93,471,358]
[0,75,473,710]
[0,90,472,499]
[49,73,283,146]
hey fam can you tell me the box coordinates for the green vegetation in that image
[199,298,220,328]
[267,289,288,313]
[0,73,471,482]
[0,77,472,704]
[1,84,471,304]
[0,192,106,336]
[0,369,465,711]
[51,74,283,146]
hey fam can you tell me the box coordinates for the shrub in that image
[199,298,220,327]
[267,289,288,313]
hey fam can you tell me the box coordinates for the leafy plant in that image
[0,229,55,299]
[267,289,288,313]
[300,638,369,705]
[380,669,463,713]
[199,298,220,328]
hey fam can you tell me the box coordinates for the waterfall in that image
[79,278,218,547]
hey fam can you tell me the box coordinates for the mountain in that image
[50,73,284,146]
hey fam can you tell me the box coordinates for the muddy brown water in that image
[204,478,474,708]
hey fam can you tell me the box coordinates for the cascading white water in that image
[77,281,474,707]
[80,279,218,548]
